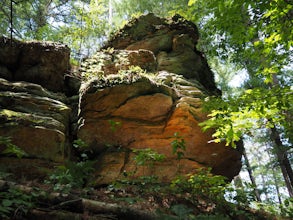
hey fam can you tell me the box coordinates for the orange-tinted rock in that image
[112,93,173,121]
[77,14,242,184]
[78,71,242,183]
[0,13,243,185]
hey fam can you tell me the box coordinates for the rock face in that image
[0,38,72,178]
[0,14,242,184]
[78,14,242,184]
[0,78,71,162]
[103,13,219,94]
[0,37,70,93]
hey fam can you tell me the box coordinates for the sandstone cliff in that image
[78,14,242,183]
[0,14,242,184]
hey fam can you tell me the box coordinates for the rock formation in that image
[0,14,242,184]
[78,14,242,184]
[0,38,72,178]
[0,37,70,92]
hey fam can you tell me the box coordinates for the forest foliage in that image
[0,0,292,217]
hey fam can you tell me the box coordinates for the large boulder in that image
[78,68,241,184]
[0,36,73,179]
[103,13,218,94]
[0,78,71,162]
[0,37,70,93]
[78,14,242,184]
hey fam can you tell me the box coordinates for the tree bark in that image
[270,126,293,197]
[254,148,270,201]
[10,0,13,40]
[266,149,283,205]
[243,148,262,202]
[272,168,283,205]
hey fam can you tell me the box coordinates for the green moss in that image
[0,109,23,118]
[0,109,63,131]
[85,66,147,89]
[0,109,44,124]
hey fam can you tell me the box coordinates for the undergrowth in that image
[0,134,292,219]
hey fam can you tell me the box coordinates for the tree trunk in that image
[10,0,13,40]
[233,175,250,205]
[270,126,293,197]
[272,168,283,205]
[266,149,283,205]
[243,148,262,202]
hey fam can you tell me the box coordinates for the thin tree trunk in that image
[108,0,113,37]
[10,0,13,40]
[260,173,269,201]
[109,0,113,26]
[270,126,293,197]
[243,148,262,202]
[272,168,283,205]
[233,175,250,205]
[266,148,283,205]
[254,149,269,201]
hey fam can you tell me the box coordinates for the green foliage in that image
[199,86,293,147]
[171,132,186,160]
[170,204,194,219]
[171,168,228,209]
[0,136,28,158]
[46,139,95,193]
[0,187,36,219]
[133,148,165,167]
[109,148,165,193]
[73,138,88,149]
[73,138,92,160]
[114,0,187,19]
[185,0,292,76]
[45,160,95,193]
[0,171,12,180]
[108,119,122,132]
[281,198,293,217]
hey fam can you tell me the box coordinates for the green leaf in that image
[2,144,28,158]
[188,0,197,6]
[2,199,13,207]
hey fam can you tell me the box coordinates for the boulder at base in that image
[0,78,71,163]
[0,37,73,179]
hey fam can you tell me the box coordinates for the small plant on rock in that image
[133,148,165,175]
[0,136,28,158]
[45,139,95,193]
[171,132,186,172]
[108,119,122,132]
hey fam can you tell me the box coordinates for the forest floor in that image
[1,176,288,220]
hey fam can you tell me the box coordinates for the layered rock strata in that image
[78,14,242,184]
[0,14,242,184]
[0,38,72,178]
